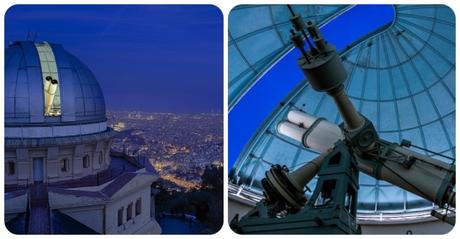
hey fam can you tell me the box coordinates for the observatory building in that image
[228,5,455,234]
[4,41,161,234]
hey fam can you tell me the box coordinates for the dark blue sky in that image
[5,5,223,113]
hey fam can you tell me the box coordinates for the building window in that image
[127,203,133,221]
[118,207,123,226]
[135,198,142,216]
[83,155,90,168]
[98,152,103,165]
[7,162,15,175]
[60,158,68,172]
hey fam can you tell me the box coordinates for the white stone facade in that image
[4,137,112,185]
[5,121,108,138]
[48,170,161,234]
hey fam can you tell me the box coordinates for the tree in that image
[200,165,223,192]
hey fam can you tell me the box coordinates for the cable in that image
[372,141,455,173]
[409,144,455,162]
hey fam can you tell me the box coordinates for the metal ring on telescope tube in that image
[301,117,326,148]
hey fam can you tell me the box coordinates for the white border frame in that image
[1,1,459,238]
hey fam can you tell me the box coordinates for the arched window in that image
[60,158,69,172]
[83,155,90,168]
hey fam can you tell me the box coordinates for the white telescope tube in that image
[44,77,51,92]
[44,81,58,114]
[279,110,344,153]
[304,119,344,152]
[277,121,307,143]
[287,110,317,128]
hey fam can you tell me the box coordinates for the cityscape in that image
[107,110,223,233]
[108,111,223,192]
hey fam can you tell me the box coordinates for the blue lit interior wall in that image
[229,5,455,213]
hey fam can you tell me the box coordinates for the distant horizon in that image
[5,5,223,113]
[107,109,223,114]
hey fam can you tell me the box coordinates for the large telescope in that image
[282,9,455,208]
[231,7,455,234]
[278,110,455,208]
[44,75,59,115]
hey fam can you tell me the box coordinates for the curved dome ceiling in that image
[230,5,455,214]
[5,41,106,126]
[229,5,349,108]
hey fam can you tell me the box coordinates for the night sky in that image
[5,5,223,113]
